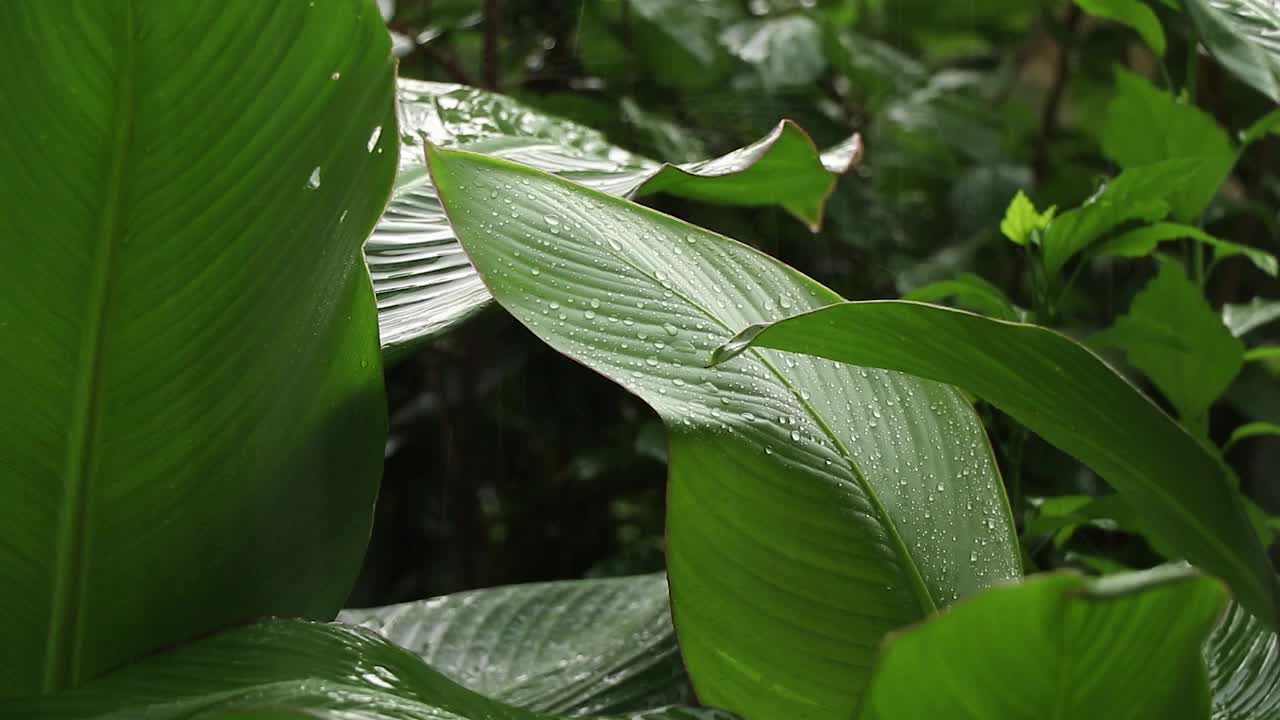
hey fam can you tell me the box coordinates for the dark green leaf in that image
[1100,70,1236,222]
[857,567,1225,720]
[903,274,1021,321]
[1185,0,1280,103]
[373,80,860,357]
[0,2,394,694]
[1091,259,1244,422]
[427,146,1021,720]
[1,620,732,720]
[710,301,1280,629]
[340,575,692,716]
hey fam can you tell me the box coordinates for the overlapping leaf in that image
[369,80,860,357]
[427,146,1020,720]
[711,301,1280,628]
[0,1,394,695]
[1185,0,1280,103]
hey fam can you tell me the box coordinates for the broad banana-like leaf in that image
[1207,601,1280,720]
[371,80,861,357]
[0,1,394,695]
[711,301,1280,628]
[1185,0,1280,103]
[857,567,1225,720]
[1,620,733,720]
[426,146,1020,720]
[341,574,693,716]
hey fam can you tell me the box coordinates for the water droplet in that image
[544,215,560,226]
[790,430,801,441]
[663,323,678,336]
[646,357,659,366]
[367,126,382,152]
[306,167,321,190]
[584,310,595,319]
[330,71,341,80]
[685,234,697,243]
[531,268,540,276]
[741,412,756,421]
[590,299,601,309]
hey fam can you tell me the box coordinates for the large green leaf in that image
[340,574,693,716]
[371,80,860,357]
[0,1,394,696]
[711,301,1280,628]
[1207,601,1280,719]
[426,146,1020,720]
[857,567,1226,720]
[1075,0,1167,55]
[1185,0,1280,103]
[1091,259,1245,424]
[1099,70,1235,222]
[2,620,732,720]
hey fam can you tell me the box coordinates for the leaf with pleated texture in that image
[1,620,735,720]
[0,1,394,696]
[1185,0,1280,103]
[1208,602,1280,720]
[710,301,1280,629]
[370,80,860,357]
[341,574,693,717]
[857,567,1226,720]
[426,146,1020,720]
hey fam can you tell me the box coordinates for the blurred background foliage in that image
[349,0,1280,607]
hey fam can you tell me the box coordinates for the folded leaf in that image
[1094,222,1278,277]
[711,301,1280,629]
[0,1,394,695]
[372,80,860,357]
[857,567,1225,720]
[2,620,731,720]
[427,146,1020,720]
[341,574,692,716]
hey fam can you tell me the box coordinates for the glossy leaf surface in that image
[370,80,859,356]
[1208,602,1280,720]
[712,301,1279,628]
[858,567,1225,720]
[1185,0,1280,103]
[2,621,731,720]
[0,1,394,695]
[427,146,1020,720]
[341,574,693,716]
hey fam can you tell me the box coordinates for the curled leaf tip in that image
[708,323,769,367]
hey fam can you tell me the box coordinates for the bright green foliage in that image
[1226,422,1280,452]
[1242,110,1280,147]
[905,273,1021,321]
[373,80,859,357]
[1040,159,1195,275]
[1092,259,1245,424]
[1185,0,1280,103]
[711,301,1278,628]
[857,567,1225,720]
[427,146,1021,720]
[0,620,728,720]
[1100,70,1236,222]
[340,575,694,715]
[1075,0,1166,55]
[0,1,395,695]
[1000,191,1056,247]
[1093,223,1278,277]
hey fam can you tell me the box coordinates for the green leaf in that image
[0,2,394,695]
[857,567,1226,720]
[1241,109,1280,148]
[1100,70,1236,222]
[1,620,732,720]
[340,575,693,716]
[372,80,860,357]
[1185,0,1280,103]
[1023,494,1140,547]
[623,0,739,91]
[1091,259,1245,422]
[1223,298,1280,337]
[1093,222,1279,276]
[999,190,1056,247]
[1245,346,1280,363]
[903,273,1021,321]
[1207,602,1280,719]
[1225,421,1280,452]
[1040,160,1196,276]
[426,146,1021,719]
[1075,0,1167,55]
[710,301,1280,629]
[718,15,827,91]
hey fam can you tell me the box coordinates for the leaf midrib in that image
[44,1,136,692]
[566,203,938,619]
